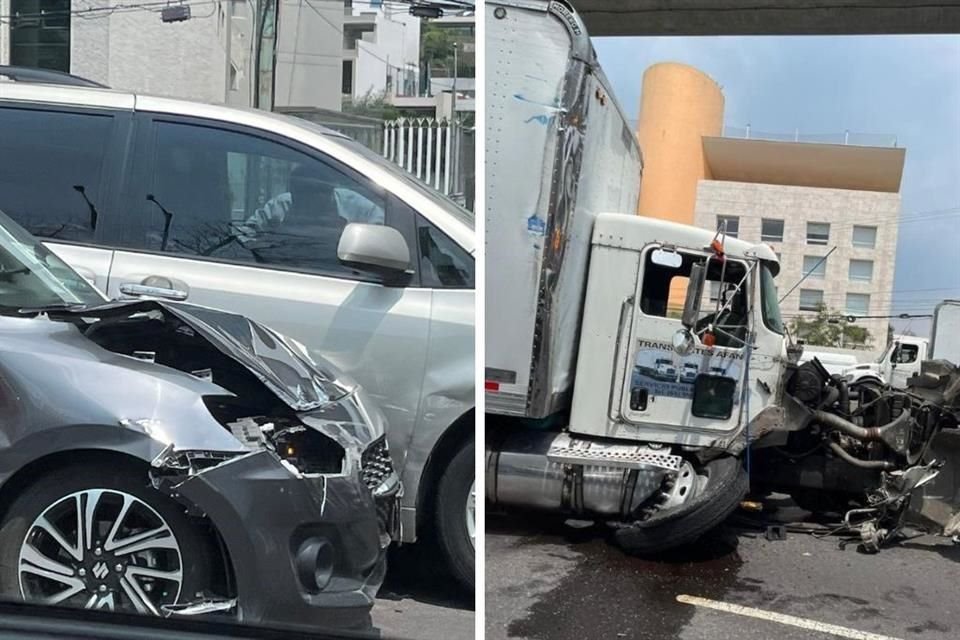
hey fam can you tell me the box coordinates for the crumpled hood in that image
[51,299,354,412]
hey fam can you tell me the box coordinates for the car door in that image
[105,115,432,470]
[0,104,129,293]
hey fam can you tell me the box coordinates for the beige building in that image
[636,63,905,347]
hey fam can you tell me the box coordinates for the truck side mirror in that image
[681,262,706,329]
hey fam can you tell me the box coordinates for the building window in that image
[342,60,354,95]
[10,0,71,72]
[761,218,784,242]
[846,293,870,316]
[799,289,824,311]
[806,222,830,245]
[852,225,877,249]
[849,259,874,282]
[802,255,826,278]
[717,215,739,238]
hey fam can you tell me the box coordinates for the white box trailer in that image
[484,0,642,419]
[931,300,960,364]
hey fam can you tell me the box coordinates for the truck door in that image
[619,247,749,435]
[890,339,921,388]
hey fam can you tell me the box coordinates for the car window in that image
[0,107,112,243]
[417,217,474,288]
[126,120,397,281]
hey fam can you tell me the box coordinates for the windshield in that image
[296,119,476,229]
[877,341,894,363]
[0,209,105,310]
[760,263,785,335]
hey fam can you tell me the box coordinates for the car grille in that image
[361,436,394,492]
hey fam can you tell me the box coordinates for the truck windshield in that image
[760,264,785,335]
[0,209,105,312]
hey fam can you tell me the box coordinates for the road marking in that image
[676,594,903,640]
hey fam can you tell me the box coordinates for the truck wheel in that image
[0,464,212,615]
[613,455,747,554]
[435,438,475,592]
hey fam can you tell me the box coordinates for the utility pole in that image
[251,0,278,110]
[451,41,458,118]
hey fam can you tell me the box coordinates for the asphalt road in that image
[486,500,960,640]
[373,544,475,640]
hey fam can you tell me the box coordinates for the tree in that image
[421,23,455,66]
[790,304,873,349]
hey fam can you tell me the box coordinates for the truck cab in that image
[843,334,929,388]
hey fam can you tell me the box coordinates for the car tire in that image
[613,455,747,554]
[435,438,475,592]
[0,463,212,615]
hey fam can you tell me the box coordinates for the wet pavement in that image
[486,500,960,640]
[374,544,475,640]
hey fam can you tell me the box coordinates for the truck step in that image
[547,435,682,471]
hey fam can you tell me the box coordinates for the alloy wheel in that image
[18,489,183,614]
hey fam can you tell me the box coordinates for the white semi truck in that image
[485,0,960,552]
[839,303,960,388]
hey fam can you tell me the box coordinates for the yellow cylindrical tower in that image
[636,63,724,224]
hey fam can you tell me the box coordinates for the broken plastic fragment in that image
[162,598,237,616]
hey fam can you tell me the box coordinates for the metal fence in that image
[383,117,474,211]
[277,108,475,212]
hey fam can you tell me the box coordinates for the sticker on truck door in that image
[630,343,741,403]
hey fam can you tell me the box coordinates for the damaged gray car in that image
[0,209,399,632]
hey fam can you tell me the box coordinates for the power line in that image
[0,0,217,24]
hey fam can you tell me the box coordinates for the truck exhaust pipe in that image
[813,409,911,455]
[485,431,675,518]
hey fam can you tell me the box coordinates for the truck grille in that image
[361,436,394,492]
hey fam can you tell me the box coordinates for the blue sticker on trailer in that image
[525,114,552,126]
[527,214,546,236]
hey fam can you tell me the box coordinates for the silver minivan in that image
[0,77,475,589]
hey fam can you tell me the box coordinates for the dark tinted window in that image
[0,107,111,242]
[10,0,71,71]
[417,218,474,288]
[128,121,395,281]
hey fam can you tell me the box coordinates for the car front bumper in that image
[176,449,393,633]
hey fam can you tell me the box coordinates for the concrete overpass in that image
[575,1,960,36]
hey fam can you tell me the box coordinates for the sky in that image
[593,35,960,335]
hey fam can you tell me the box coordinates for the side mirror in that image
[681,262,706,329]
[338,223,412,276]
[672,329,695,356]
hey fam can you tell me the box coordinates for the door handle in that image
[119,283,188,301]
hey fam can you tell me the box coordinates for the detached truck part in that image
[485,0,960,554]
